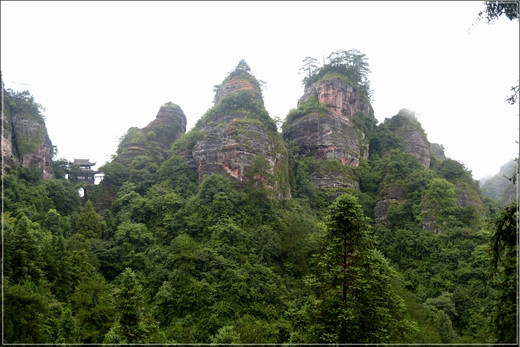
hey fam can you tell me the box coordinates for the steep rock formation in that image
[430,143,446,161]
[214,78,263,105]
[145,102,187,150]
[392,110,431,168]
[1,107,17,172]
[177,65,290,198]
[456,188,481,208]
[299,79,372,117]
[284,112,364,166]
[14,118,54,179]
[399,126,430,168]
[283,78,374,189]
[310,169,359,189]
[1,85,54,178]
[117,102,186,163]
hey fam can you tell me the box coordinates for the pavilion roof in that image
[73,158,96,166]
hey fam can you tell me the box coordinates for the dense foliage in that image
[479,0,519,22]
[3,69,517,344]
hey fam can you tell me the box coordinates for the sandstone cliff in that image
[116,102,187,163]
[174,62,290,198]
[283,77,375,189]
[1,86,54,178]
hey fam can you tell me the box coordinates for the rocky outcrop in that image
[373,185,405,224]
[19,130,54,179]
[284,112,365,167]
[1,110,17,173]
[391,111,431,168]
[430,143,446,161]
[1,85,54,178]
[182,67,290,198]
[310,170,359,189]
[117,102,187,163]
[399,126,431,168]
[455,185,484,212]
[299,79,372,117]
[145,102,187,150]
[214,78,263,105]
[283,78,374,189]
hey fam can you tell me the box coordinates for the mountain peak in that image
[213,60,264,106]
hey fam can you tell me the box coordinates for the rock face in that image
[15,122,54,179]
[182,67,290,198]
[391,111,431,168]
[373,185,406,224]
[283,78,374,189]
[117,102,186,163]
[399,126,431,168]
[284,112,364,167]
[299,79,373,117]
[145,102,187,150]
[430,143,446,161]
[214,78,263,105]
[456,185,483,210]
[1,85,54,178]
[310,169,359,189]
[1,111,17,173]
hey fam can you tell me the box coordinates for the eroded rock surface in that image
[373,185,406,224]
[299,79,372,117]
[1,90,54,178]
[117,102,187,163]
[284,112,365,167]
[430,143,446,161]
[283,78,374,189]
[185,68,290,198]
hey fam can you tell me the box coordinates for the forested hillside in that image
[2,54,518,344]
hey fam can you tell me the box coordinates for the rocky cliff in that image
[1,85,54,178]
[174,62,290,198]
[429,143,446,162]
[299,79,373,117]
[370,117,484,231]
[381,109,432,168]
[283,77,375,189]
[116,102,187,163]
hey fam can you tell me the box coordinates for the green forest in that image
[2,48,518,344]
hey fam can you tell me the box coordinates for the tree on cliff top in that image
[301,49,372,99]
[235,59,251,72]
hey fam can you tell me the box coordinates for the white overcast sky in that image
[1,1,519,180]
